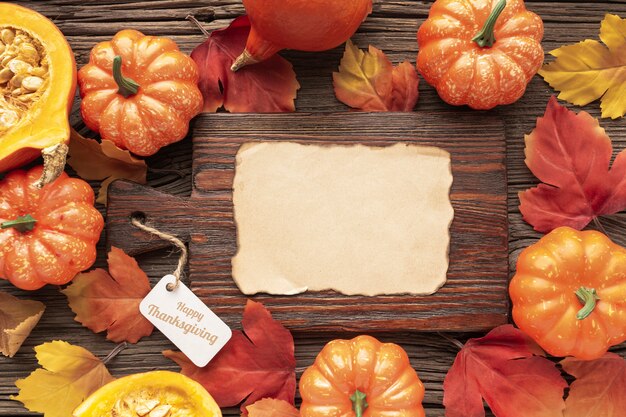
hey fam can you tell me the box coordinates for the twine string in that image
[131,216,187,291]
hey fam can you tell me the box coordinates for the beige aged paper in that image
[231,141,454,296]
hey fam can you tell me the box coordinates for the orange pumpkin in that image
[417,0,544,110]
[300,335,425,417]
[78,29,203,157]
[0,166,103,290]
[232,0,373,70]
[510,227,626,360]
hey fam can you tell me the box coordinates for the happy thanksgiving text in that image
[146,302,219,345]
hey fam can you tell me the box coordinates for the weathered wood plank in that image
[2,0,626,416]
[106,112,509,332]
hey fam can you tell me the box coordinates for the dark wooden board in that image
[3,1,626,416]
[106,112,508,332]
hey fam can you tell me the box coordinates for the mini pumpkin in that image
[0,166,103,290]
[78,29,203,157]
[510,227,626,360]
[417,0,544,109]
[300,335,425,417]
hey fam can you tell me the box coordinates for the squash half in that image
[0,3,76,174]
[73,371,222,417]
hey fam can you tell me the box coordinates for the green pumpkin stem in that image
[350,390,368,417]
[575,287,600,320]
[112,56,140,98]
[472,0,507,47]
[1,214,37,233]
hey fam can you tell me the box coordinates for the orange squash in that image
[510,227,626,360]
[78,30,203,157]
[0,3,76,178]
[417,0,543,110]
[0,166,103,290]
[232,0,373,71]
[300,335,425,417]
[73,371,222,417]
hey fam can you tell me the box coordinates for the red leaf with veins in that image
[519,96,626,232]
[190,16,300,113]
[443,325,566,417]
[164,300,296,415]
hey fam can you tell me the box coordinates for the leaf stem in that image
[575,287,599,320]
[593,217,608,236]
[1,214,37,233]
[112,56,140,98]
[186,14,210,38]
[438,332,465,350]
[102,342,128,365]
[472,0,507,47]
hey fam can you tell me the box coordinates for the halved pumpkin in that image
[73,371,222,417]
[0,3,76,178]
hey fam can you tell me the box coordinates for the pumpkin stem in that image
[1,214,37,233]
[472,0,507,48]
[350,390,368,417]
[112,56,140,98]
[575,287,599,320]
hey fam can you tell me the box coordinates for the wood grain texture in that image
[2,1,626,416]
[106,112,508,332]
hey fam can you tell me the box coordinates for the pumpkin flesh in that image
[0,3,76,173]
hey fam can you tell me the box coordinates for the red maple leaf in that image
[190,16,300,113]
[519,96,626,232]
[164,300,296,414]
[443,325,567,417]
[562,353,626,417]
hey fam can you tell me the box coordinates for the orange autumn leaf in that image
[333,40,419,111]
[191,16,300,113]
[0,292,45,357]
[247,398,299,417]
[62,247,153,343]
[12,341,114,417]
[67,129,147,205]
[562,353,626,417]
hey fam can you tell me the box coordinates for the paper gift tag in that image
[140,275,232,367]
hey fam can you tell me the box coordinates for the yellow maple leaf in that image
[333,39,419,111]
[12,341,114,417]
[66,129,147,205]
[0,292,45,357]
[539,14,626,119]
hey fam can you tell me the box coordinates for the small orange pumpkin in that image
[417,0,544,110]
[78,30,203,157]
[300,335,425,417]
[0,166,103,290]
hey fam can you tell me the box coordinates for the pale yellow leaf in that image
[0,292,45,357]
[539,14,626,119]
[67,129,147,205]
[12,341,114,417]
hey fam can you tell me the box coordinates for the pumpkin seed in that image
[0,68,12,84]
[1,29,14,45]
[135,399,160,416]
[148,404,172,417]
[21,76,43,91]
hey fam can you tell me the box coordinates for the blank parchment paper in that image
[231,141,454,296]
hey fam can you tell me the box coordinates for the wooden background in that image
[2,1,626,416]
